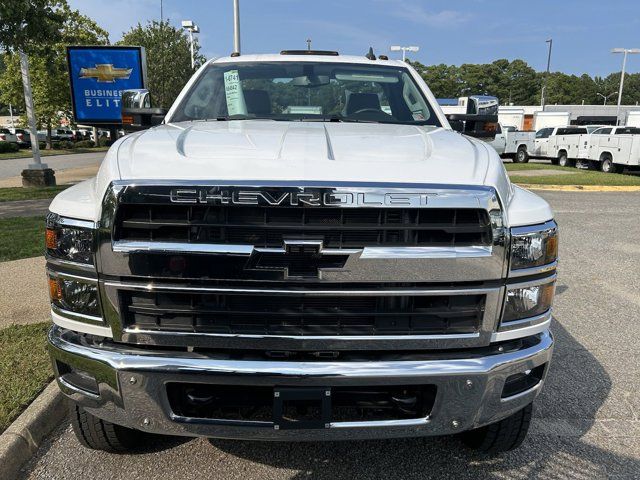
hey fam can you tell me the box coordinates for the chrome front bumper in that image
[48,326,553,441]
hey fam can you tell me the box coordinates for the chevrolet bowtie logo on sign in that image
[79,64,133,83]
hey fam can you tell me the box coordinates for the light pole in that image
[233,0,241,55]
[390,45,419,62]
[612,48,640,124]
[540,39,553,110]
[596,91,618,106]
[181,20,200,69]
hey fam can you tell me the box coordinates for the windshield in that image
[170,61,440,126]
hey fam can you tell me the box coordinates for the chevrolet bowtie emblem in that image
[79,64,133,83]
[245,240,350,279]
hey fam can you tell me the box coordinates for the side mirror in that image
[446,95,500,140]
[121,89,167,131]
[447,114,500,140]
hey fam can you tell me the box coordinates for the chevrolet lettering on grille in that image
[169,188,428,207]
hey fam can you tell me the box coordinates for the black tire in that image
[460,403,533,454]
[558,151,573,168]
[514,146,529,163]
[600,155,621,174]
[70,402,143,453]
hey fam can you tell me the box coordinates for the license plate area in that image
[166,383,437,428]
[273,387,331,430]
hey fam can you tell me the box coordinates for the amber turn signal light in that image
[48,277,62,301]
[45,228,57,250]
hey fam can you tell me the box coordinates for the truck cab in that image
[45,52,557,456]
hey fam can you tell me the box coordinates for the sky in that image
[67,0,640,78]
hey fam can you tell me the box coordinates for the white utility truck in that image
[580,126,640,173]
[626,111,640,128]
[490,123,535,163]
[532,111,570,131]
[529,126,587,166]
[45,51,557,456]
[498,108,525,131]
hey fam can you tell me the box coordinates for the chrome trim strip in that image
[47,212,96,229]
[46,255,97,273]
[110,179,498,192]
[48,269,99,284]
[51,309,112,337]
[112,241,495,260]
[123,328,481,342]
[491,317,551,342]
[511,220,557,235]
[50,327,552,376]
[506,274,556,290]
[360,246,492,259]
[51,304,103,324]
[58,217,97,229]
[508,261,557,279]
[330,418,429,429]
[104,280,500,297]
[499,309,551,330]
[113,241,254,255]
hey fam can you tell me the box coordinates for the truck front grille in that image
[122,290,485,337]
[114,205,492,248]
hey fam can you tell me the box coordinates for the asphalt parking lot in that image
[18,190,640,479]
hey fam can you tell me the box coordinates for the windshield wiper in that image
[196,115,278,122]
[300,115,377,124]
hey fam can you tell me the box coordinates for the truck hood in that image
[116,120,495,187]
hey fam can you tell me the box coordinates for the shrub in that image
[52,140,73,150]
[97,137,113,147]
[73,140,95,148]
[0,142,19,153]
[38,141,47,150]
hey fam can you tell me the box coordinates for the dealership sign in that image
[67,46,147,124]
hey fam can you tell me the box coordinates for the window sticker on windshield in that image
[224,70,247,116]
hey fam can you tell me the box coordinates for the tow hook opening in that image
[501,363,547,398]
[56,360,100,396]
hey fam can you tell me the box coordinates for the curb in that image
[0,382,65,480]
[515,183,640,192]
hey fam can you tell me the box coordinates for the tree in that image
[410,61,461,98]
[0,0,64,167]
[119,21,206,109]
[0,4,109,148]
[0,1,64,54]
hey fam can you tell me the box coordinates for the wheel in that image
[601,155,621,174]
[70,402,143,452]
[460,403,533,454]
[558,152,573,168]
[514,146,529,163]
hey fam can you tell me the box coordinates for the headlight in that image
[510,221,558,270]
[49,275,101,317]
[45,213,94,265]
[503,281,555,322]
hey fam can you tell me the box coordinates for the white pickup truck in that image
[45,51,557,456]
[579,126,640,173]
[490,124,535,163]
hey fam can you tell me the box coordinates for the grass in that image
[504,162,640,186]
[0,216,45,262]
[0,185,69,202]
[0,146,109,160]
[0,322,53,433]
